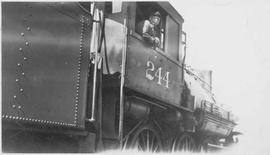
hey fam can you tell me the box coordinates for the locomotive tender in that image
[2,1,238,152]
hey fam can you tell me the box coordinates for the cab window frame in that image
[130,2,182,62]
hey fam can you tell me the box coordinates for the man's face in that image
[150,16,160,26]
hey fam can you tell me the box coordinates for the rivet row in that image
[2,115,76,127]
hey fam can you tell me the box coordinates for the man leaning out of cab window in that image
[136,11,161,48]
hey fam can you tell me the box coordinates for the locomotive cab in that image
[101,2,189,109]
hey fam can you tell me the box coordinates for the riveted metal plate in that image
[2,2,91,129]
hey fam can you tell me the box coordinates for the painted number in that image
[145,60,170,88]
[146,61,155,80]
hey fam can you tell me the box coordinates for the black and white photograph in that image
[1,0,269,154]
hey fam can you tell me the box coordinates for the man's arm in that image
[141,21,156,43]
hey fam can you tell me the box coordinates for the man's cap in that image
[151,11,161,18]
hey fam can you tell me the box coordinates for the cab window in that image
[134,2,181,61]
[135,2,166,50]
[164,15,180,61]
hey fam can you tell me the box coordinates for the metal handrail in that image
[201,100,231,121]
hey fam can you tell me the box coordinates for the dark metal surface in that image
[100,18,126,75]
[2,2,91,128]
[125,36,184,107]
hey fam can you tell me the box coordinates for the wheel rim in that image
[172,134,196,152]
[132,129,161,152]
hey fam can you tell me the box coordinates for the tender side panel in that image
[125,36,183,107]
[2,2,91,128]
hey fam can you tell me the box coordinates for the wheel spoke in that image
[153,143,158,152]
[131,129,161,152]
[146,130,150,151]
[172,134,195,152]
[150,134,155,151]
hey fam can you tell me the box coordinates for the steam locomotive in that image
[2,2,239,153]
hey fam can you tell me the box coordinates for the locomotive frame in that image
[2,1,238,153]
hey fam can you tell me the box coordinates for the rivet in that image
[18,106,21,109]
[19,48,23,51]
[25,42,29,46]
[16,79,19,82]
[26,118,28,121]
[9,116,12,119]
[13,116,16,119]
[13,95,17,99]
[21,32,24,36]
[17,63,21,66]
[12,105,16,108]
[16,117,19,119]
[24,57,27,61]
[22,72,25,76]
[22,118,25,120]
[75,100,78,103]
[20,88,23,92]
[27,27,31,31]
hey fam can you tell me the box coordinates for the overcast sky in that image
[170,0,270,154]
